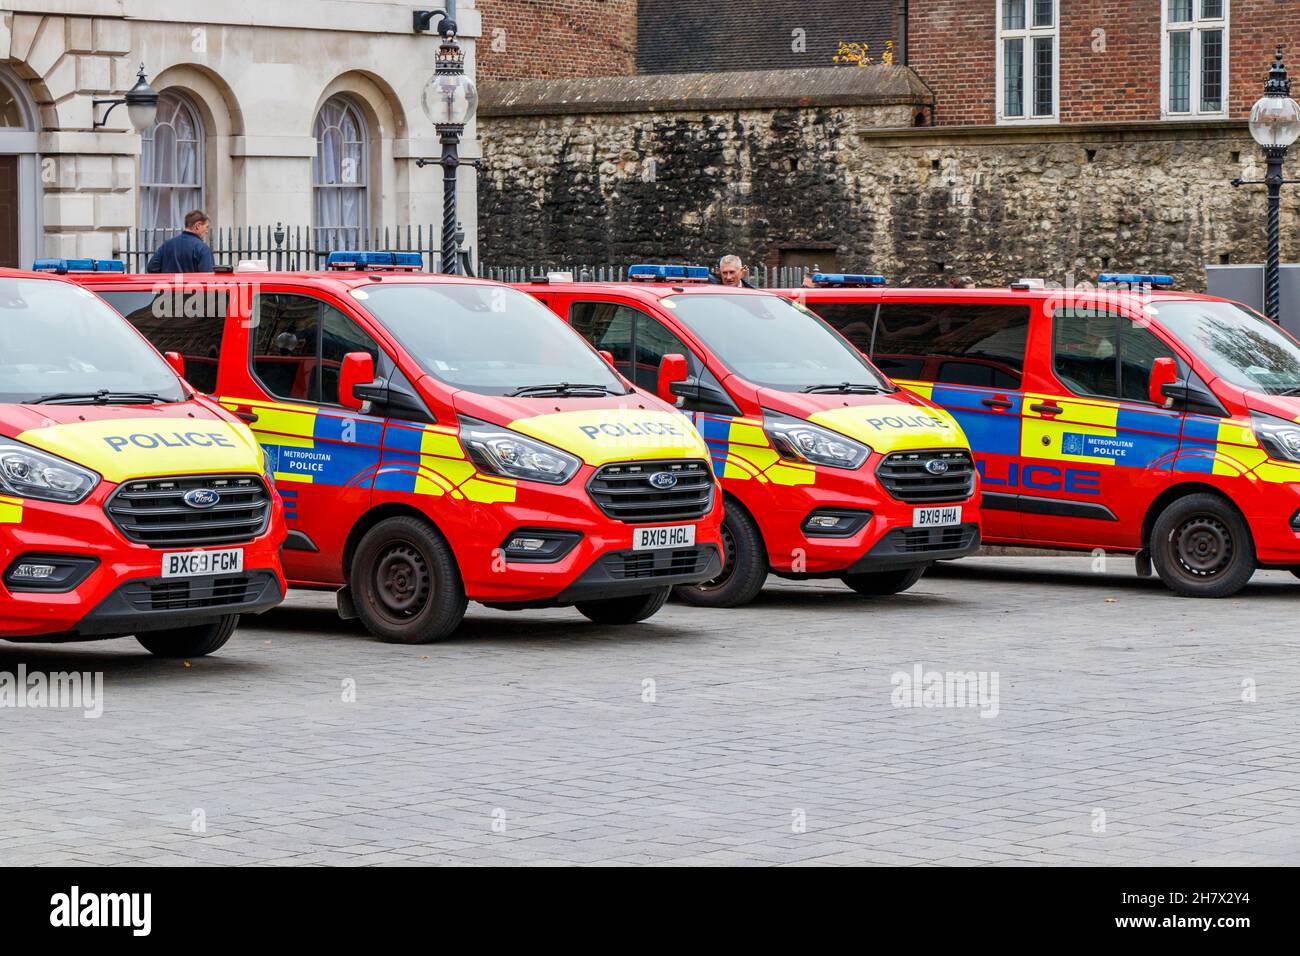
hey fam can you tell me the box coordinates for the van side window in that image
[870,303,1030,389]
[570,301,698,390]
[96,288,227,394]
[251,293,382,406]
[1052,308,1177,402]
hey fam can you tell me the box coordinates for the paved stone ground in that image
[2,555,1298,866]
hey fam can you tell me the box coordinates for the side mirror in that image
[1149,356,1178,406]
[598,350,616,367]
[164,351,186,379]
[338,351,375,411]
[657,353,689,404]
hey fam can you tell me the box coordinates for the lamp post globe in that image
[420,25,477,275]
[124,65,160,134]
[1247,50,1300,323]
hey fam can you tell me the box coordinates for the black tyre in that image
[840,565,928,596]
[673,503,767,608]
[351,516,467,643]
[576,587,670,625]
[136,614,238,658]
[1150,493,1255,598]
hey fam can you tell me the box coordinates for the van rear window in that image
[96,289,228,394]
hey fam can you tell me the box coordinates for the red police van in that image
[1,262,286,655]
[77,254,723,642]
[518,266,983,607]
[784,273,1300,597]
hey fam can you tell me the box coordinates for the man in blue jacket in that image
[145,209,214,273]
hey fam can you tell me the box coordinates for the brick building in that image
[473,1,1300,287]
[911,0,1300,126]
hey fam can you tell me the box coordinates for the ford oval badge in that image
[183,488,221,509]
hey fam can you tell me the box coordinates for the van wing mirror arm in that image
[354,378,435,423]
[1160,382,1229,418]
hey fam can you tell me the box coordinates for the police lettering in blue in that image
[978,460,1101,494]
[864,414,951,431]
[103,431,236,453]
[578,421,684,441]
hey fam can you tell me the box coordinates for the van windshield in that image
[354,283,628,396]
[0,277,185,405]
[1153,300,1300,396]
[663,293,890,391]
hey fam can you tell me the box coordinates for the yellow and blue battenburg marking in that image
[900,382,1023,457]
[242,401,387,487]
[1021,394,1183,469]
[375,421,516,503]
[1175,414,1298,481]
[690,412,814,486]
[0,495,22,524]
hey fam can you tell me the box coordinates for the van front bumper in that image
[0,486,286,641]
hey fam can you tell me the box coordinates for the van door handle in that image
[1030,402,1063,416]
[231,406,259,424]
[981,397,1014,410]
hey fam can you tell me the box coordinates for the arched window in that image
[140,91,205,233]
[312,96,369,251]
[0,69,38,269]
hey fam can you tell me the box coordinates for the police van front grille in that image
[587,459,714,524]
[889,526,978,554]
[605,547,713,580]
[106,474,271,547]
[123,575,256,611]
[876,450,975,504]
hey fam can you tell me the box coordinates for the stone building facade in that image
[0,1,482,269]
[474,0,1298,289]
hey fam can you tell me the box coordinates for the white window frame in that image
[996,0,1059,125]
[139,90,206,234]
[1161,0,1230,120]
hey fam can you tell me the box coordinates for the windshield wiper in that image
[1274,386,1300,397]
[799,382,893,394]
[506,382,624,397]
[27,390,170,406]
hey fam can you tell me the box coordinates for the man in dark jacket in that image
[145,209,214,273]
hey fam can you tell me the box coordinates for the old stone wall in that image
[478,79,1299,289]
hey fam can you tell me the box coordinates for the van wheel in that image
[1150,494,1256,598]
[136,614,238,658]
[673,505,767,608]
[351,516,467,643]
[841,565,928,596]
[576,587,670,625]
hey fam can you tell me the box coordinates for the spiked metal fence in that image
[480,263,813,288]
[117,224,456,273]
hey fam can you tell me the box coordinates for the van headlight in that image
[1252,412,1300,463]
[0,441,100,503]
[261,447,277,489]
[459,418,581,485]
[763,412,870,469]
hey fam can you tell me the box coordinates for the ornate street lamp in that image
[415,10,479,275]
[92,64,160,132]
[1233,49,1300,322]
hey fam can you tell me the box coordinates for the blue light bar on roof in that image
[325,250,424,271]
[628,264,711,282]
[1098,273,1174,287]
[31,258,126,274]
[810,273,887,287]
